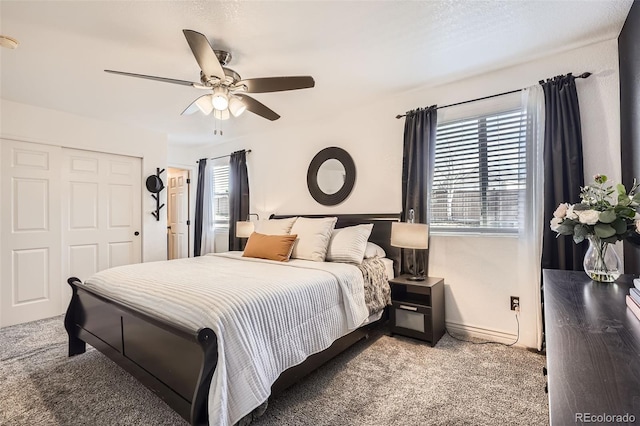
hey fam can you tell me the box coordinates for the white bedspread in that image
[81,252,369,426]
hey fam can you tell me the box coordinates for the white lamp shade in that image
[236,221,255,238]
[195,95,214,115]
[229,96,247,117]
[390,222,429,249]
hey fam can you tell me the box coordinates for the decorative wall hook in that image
[146,168,165,221]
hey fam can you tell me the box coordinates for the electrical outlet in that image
[510,296,520,311]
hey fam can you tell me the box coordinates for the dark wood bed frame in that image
[64,213,401,425]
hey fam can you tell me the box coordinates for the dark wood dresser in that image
[543,269,640,425]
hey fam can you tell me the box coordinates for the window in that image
[212,164,230,228]
[430,108,527,233]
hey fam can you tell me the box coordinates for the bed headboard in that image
[270,213,401,275]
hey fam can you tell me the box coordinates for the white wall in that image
[1,99,169,262]
[178,39,620,348]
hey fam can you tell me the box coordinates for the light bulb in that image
[211,87,229,111]
[229,96,247,117]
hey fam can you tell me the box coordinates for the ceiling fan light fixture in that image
[214,109,230,120]
[211,87,229,111]
[195,95,214,115]
[229,96,247,117]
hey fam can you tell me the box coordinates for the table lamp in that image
[236,213,260,239]
[235,221,255,238]
[391,221,429,281]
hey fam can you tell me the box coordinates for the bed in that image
[64,213,400,425]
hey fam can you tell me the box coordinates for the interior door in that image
[1,140,62,327]
[61,148,142,308]
[167,168,190,259]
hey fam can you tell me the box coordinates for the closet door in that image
[0,142,143,327]
[61,148,142,308]
[0,140,62,327]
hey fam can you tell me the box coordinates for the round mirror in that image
[307,147,356,206]
[317,159,346,195]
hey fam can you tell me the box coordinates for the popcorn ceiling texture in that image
[1,316,548,425]
[0,1,632,145]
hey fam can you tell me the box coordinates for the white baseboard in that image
[445,320,521,346]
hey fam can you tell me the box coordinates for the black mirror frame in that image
[307,147,356,206]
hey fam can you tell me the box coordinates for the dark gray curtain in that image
[401,105,438,276]
[540,74,586,270]
[619,1,640,272]
[228,150,250,251]
[194,158,207,257]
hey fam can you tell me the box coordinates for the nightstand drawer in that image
[390,301,432,341]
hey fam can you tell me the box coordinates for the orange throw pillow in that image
[242,232,298,262]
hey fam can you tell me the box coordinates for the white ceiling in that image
[0,1,633,147]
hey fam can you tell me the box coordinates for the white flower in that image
[636,220,640,234]
[635,212,640,220]
[577,209,600,225]
[553,203,569,218]
[566,204,578,220]
[550,217,563,232]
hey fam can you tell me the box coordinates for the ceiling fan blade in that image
[235,76,315,93]
[235,94,280,121]
[105,69,197,86]
[182,29,225,80]
[181,94,214,115]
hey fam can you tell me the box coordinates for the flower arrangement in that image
[550,174,640,282]
[550,174,640,242]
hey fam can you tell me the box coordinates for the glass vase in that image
[583,236,621,283]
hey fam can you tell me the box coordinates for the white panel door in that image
[1,140,62,326]
[167,168,189,260]
[61,149,142,308]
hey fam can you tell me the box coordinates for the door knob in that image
[134,231,140,236]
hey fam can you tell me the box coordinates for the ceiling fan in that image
[105,29,315,121]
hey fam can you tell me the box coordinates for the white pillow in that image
[326,224,374,264]
[290,217,338,261]
[364,242,386,259]
[253,217,298,235]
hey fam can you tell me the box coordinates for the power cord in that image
[445,307,520,347]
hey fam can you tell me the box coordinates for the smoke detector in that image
[0,35,19,49]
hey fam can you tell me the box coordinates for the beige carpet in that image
[1,316,548,425]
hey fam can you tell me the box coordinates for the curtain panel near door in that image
[401,105,437,276]
[228,150,249,251]
[540,74,586,271]
[200,162,216,255]
[194,159,207,257]
[521,86,545,350]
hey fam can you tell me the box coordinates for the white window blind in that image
[430,108,527,233]
[212,165,230,227]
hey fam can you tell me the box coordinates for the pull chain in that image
[213,117,224,136]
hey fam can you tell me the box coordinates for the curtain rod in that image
[196,149,251,163]
[395,72,592,119]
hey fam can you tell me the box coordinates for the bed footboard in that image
[64,277,217,426]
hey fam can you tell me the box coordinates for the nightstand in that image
[389,275,445,346]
